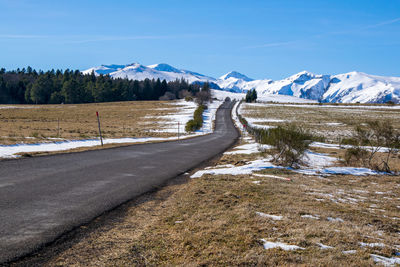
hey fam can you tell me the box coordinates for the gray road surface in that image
[0,100,239,263]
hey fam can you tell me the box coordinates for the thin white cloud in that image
[245,16,400,50]
[0,33,209,43]
[244,41,297,49]
[365,17,400,29]
[0,34,49,39]
[66,35,168,44]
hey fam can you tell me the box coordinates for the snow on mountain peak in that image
[289,70,317,80]
[83,62,215,84]
[82,62,400,104]
[220,71,253,82]
[147,63,182,73]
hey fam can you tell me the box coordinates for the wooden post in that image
[178,122,180,139]
[96,111,103,146]
[57,118,60,137]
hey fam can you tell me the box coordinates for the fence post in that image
[57,118,60,137]
[96,111,103,146]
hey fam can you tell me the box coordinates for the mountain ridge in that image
[83,63,400,104]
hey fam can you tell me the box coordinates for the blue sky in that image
[0,0,399,80]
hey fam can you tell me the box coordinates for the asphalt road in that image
[0,100,239,263]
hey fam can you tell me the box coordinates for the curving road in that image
[0,100,239,263]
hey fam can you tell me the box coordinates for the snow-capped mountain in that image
[218,70,400,103]
[83,63,215,84]
[216,71,273,93]
[219,71,253,81]
[257,71,331,101]
[83,62,400,103]
[323,71,400,103]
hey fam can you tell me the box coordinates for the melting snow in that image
[342,250,357,254]
[190,159,277,178]
[147,100,222,134]
[317,243,334,249]
[260,239,304,251]
[256,212,283,220]
[359,242,385,248]
[224,143,272,155]
[370,254,400,266]
[301,214,320,220]
[253,173,291,181]
[327,217,344,222]
[0,135,200,159]
[311,141,391,153]
[302,150,336,168]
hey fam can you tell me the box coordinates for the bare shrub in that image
[344,147,369,166]
[345,120,400,172]
[260,124,313,168]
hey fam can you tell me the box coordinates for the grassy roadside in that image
[13,135,399,266]
[240,103,400,143]
[8,102,400,266]
[0,100,185,145]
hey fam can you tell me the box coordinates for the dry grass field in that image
[0,101,185,145]
[12,103,400,266]
[240,103,400,143]
[21,135,399,266]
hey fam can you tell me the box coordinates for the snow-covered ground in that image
[260,240,304,251]
[0,99,222,158]
[145,100,197,133]
[146,100,222,134]
[192,102,388,178]
[191,148,382,178]
[211,89,245,101]
[0,106,38,109]
[256,212,283,220]
[246,102,400,110]
[257,94,317,103]
[224,143,272,155]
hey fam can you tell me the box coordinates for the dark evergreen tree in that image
[0,67,199,104]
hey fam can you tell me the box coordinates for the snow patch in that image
[224,143,272,155]
[317,243,334,249]
[256,212,283,221]
[327,217,344,223]
[301,214,320,220]
[260,239,304,251]
[370,254,400,266]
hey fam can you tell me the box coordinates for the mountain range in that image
[83,63,400,104]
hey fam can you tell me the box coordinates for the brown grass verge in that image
[11,137,399,266]
[0,100,187,145]
[241,103,400,143]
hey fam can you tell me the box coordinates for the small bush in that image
[344,147,369,166]
[344,120,400,172]
[259,124,313,168]
[340,137,359,146]
[185,105,206,132]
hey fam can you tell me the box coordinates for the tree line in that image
[0,67,203,104]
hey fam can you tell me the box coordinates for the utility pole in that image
[96,111,103,146]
